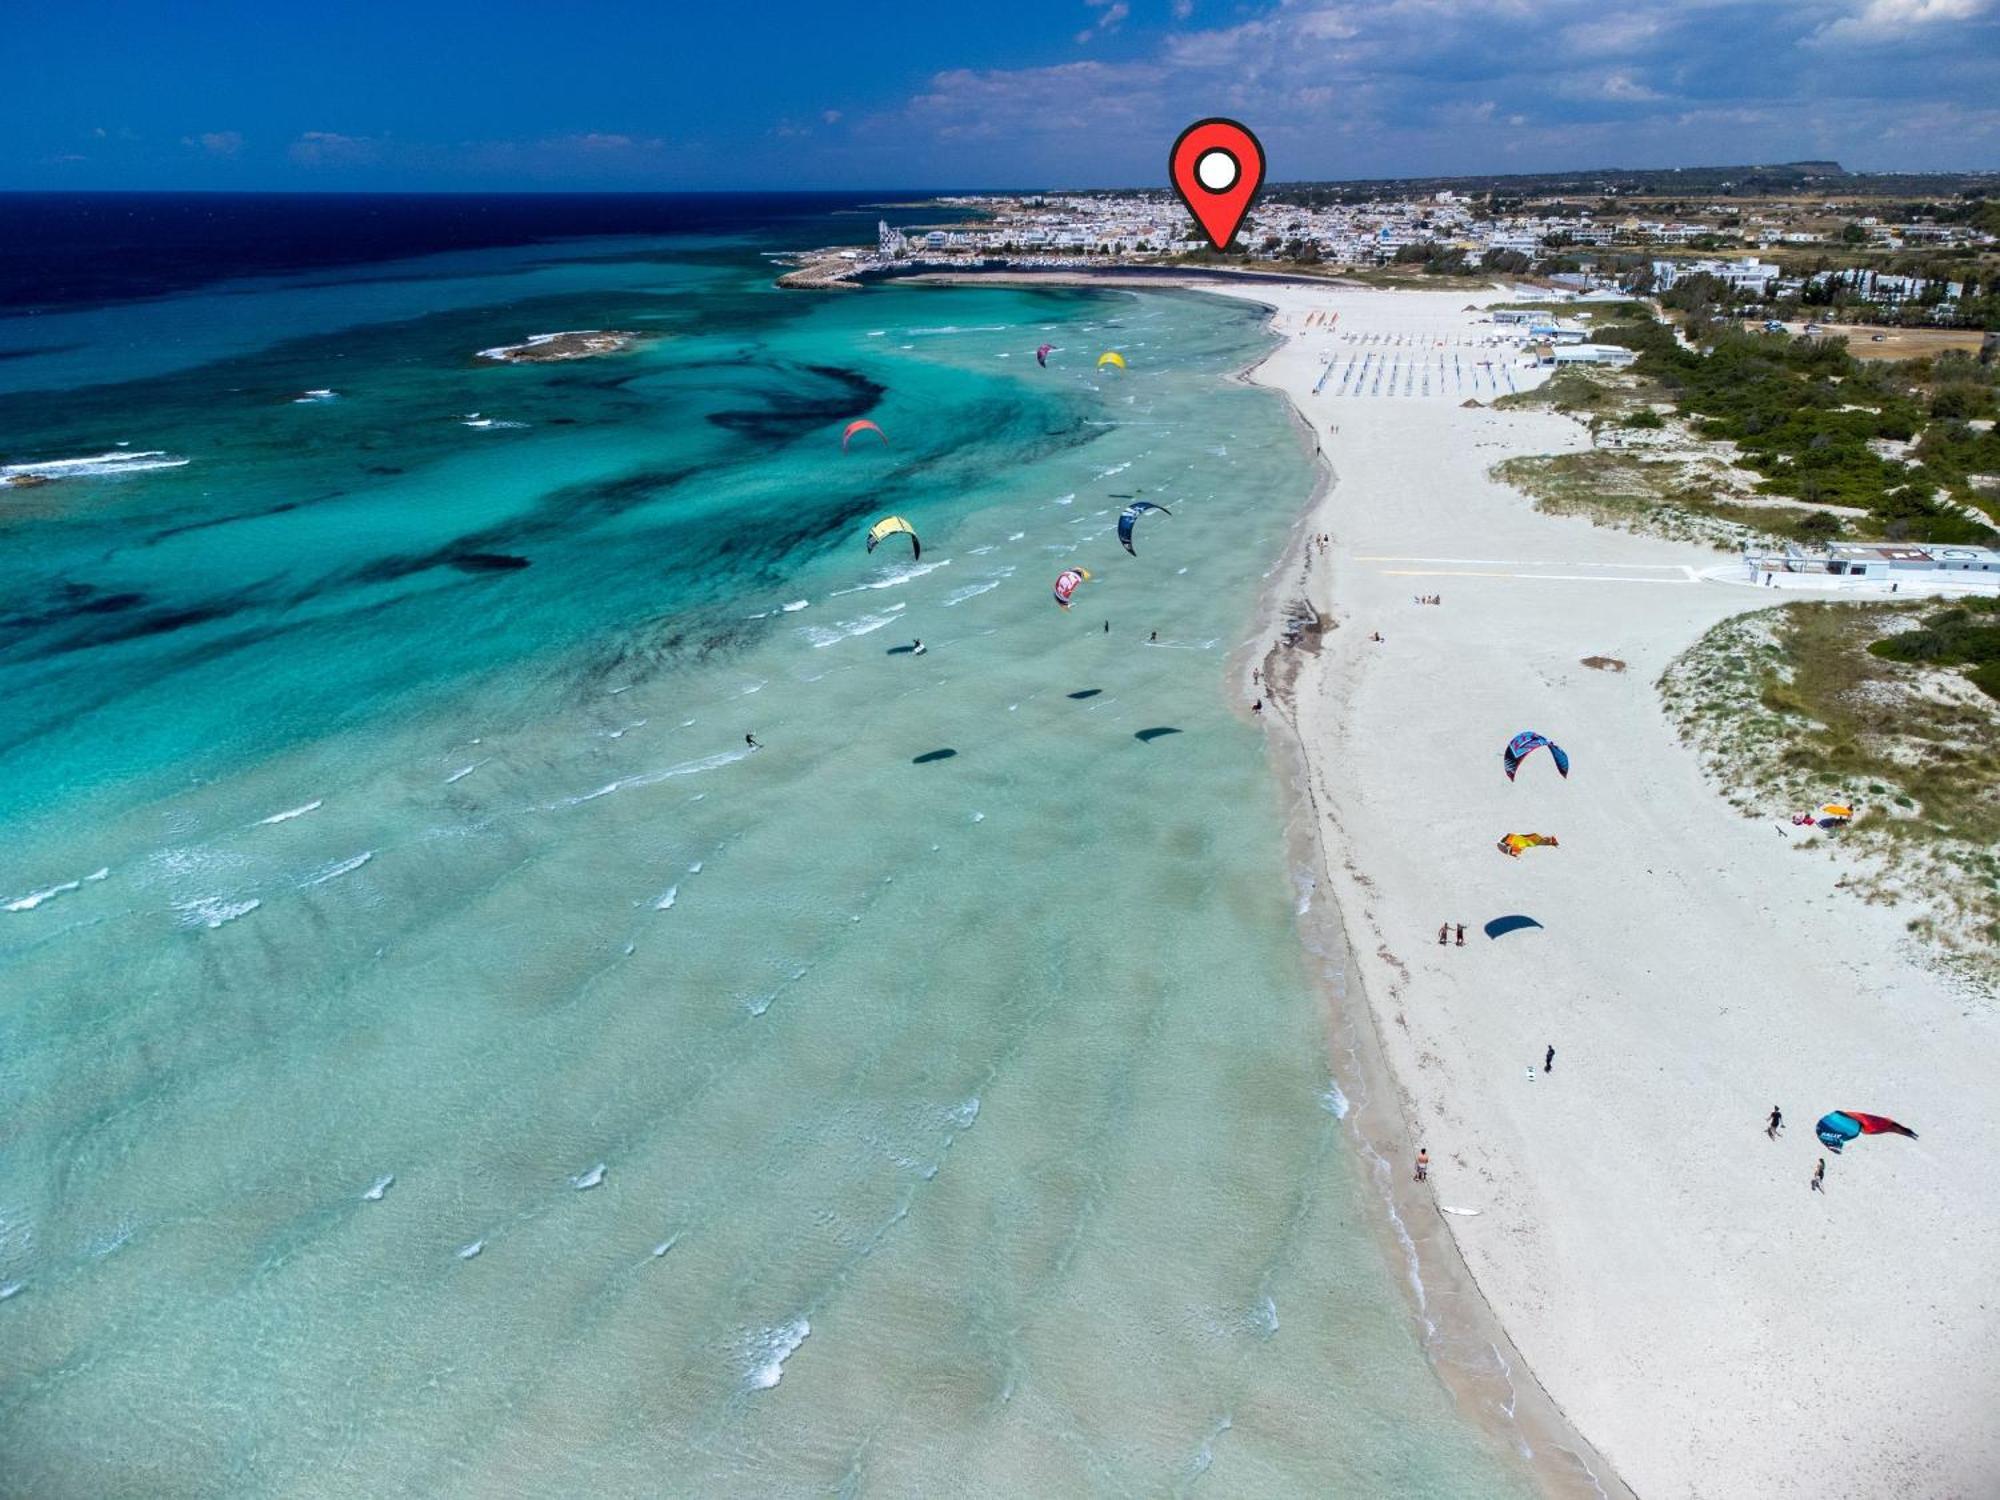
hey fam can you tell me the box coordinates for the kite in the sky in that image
[1117,501,1171,556]
[1503,731,1570,782]
[866,515,920,561]
[841,419,887,452]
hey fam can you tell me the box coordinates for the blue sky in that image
[6,0,1998,190]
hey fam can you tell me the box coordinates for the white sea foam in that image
[0,1281,22,1301]
[5,879,81,913]
[605,720,646,739]
[653,885,678,911]
[256,800,322,826]
[651,1234,680,1257]
[554,747,753,807]
[1007,531,1025,542]
[828,559,949,596]
[2,450,190,481]
[970,811,986,823]
[1052,493,1075,506]
[572,1164,606,1190]
[688,861,703,874]
[745,1317,811,1389]
[802,601,907,648]
[781,599,809,613]
[445,760,486,784]
[1251,1295,1279,1335]
[457,1239,485,1260]
[1319,1082,1351,1119]
[86,867,108,882]
[304,851,373,887]
[942,580,1002,606]
[363,1174,395,1202]
[174,896,261,929]
[292,389,337,403]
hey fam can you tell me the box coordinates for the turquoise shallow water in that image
[0,233,1532,1496]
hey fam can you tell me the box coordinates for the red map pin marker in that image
[1170,118,1265,252]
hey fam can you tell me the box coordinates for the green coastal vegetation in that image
[1494,298,2000,547]
[1662,600,2000,966]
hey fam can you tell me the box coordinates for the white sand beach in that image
[1226,284,2000,1499]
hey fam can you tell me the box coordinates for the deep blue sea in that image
[0,195,1532,1496]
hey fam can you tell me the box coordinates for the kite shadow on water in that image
[911,748,958,765]
[1066,688,1103,700]
[1484,914,1544,940]
[1134,726,1182,743]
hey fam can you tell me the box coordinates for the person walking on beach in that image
[1544,1044,1555,1073]
[1767,1105,1784,1140]
[1414,1148,1429,1183]
[1811,1157,1826,1193]
[1438,922,1450,946]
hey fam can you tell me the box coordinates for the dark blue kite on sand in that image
[1117,501,1171,556]
[1503,731,1570,783]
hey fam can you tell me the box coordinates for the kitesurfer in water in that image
[745,733,761,751]
[912,639,926,656]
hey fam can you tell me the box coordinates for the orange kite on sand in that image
[1496,833,1559,858]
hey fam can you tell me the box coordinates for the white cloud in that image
[1078,0,1129,42]
[1172,0,1194,15]
[822,109,843,125]
[289,131,380,167]
[1819,0,1988,39]
[182,131,243,156]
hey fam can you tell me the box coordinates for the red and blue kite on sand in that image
[1815,1111,1918,1153]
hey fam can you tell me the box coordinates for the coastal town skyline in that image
[7,0,2000,191]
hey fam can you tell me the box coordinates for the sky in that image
[5,0,1998,191]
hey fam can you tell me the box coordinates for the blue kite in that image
[1503,730,1570,783]
[1117,501,1172,556]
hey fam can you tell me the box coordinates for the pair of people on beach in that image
[1437,922,1464,946]
[1412,594,1441,606]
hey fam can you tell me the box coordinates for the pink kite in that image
[841,419,887,452]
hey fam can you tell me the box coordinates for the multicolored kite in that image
[1117,501,1171,556]
[841,419,887,452]
[1036,343,1053,368]
[1052,567,1092,609]
[1496,833,1559,857]
[866,515,920,561]
[1503,731,1570,782]
[1815,1111,1918,1153]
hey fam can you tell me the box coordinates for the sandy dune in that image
[1228,285,2000,1500]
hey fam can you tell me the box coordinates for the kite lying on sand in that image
[1815,1111,1917,1153]
[1496,833,1559,857]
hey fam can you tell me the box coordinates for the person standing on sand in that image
[1455,924,1465,947]
[1438,922,1450,946]
[1767,1105,1784,1140]
[1544,1044,1555,1073]
[1812,1157,1826,1193]
[1414,1148,1429,1183]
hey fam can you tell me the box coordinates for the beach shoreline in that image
[1210,282,2000,1500]
[1224,317,1629,1500]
